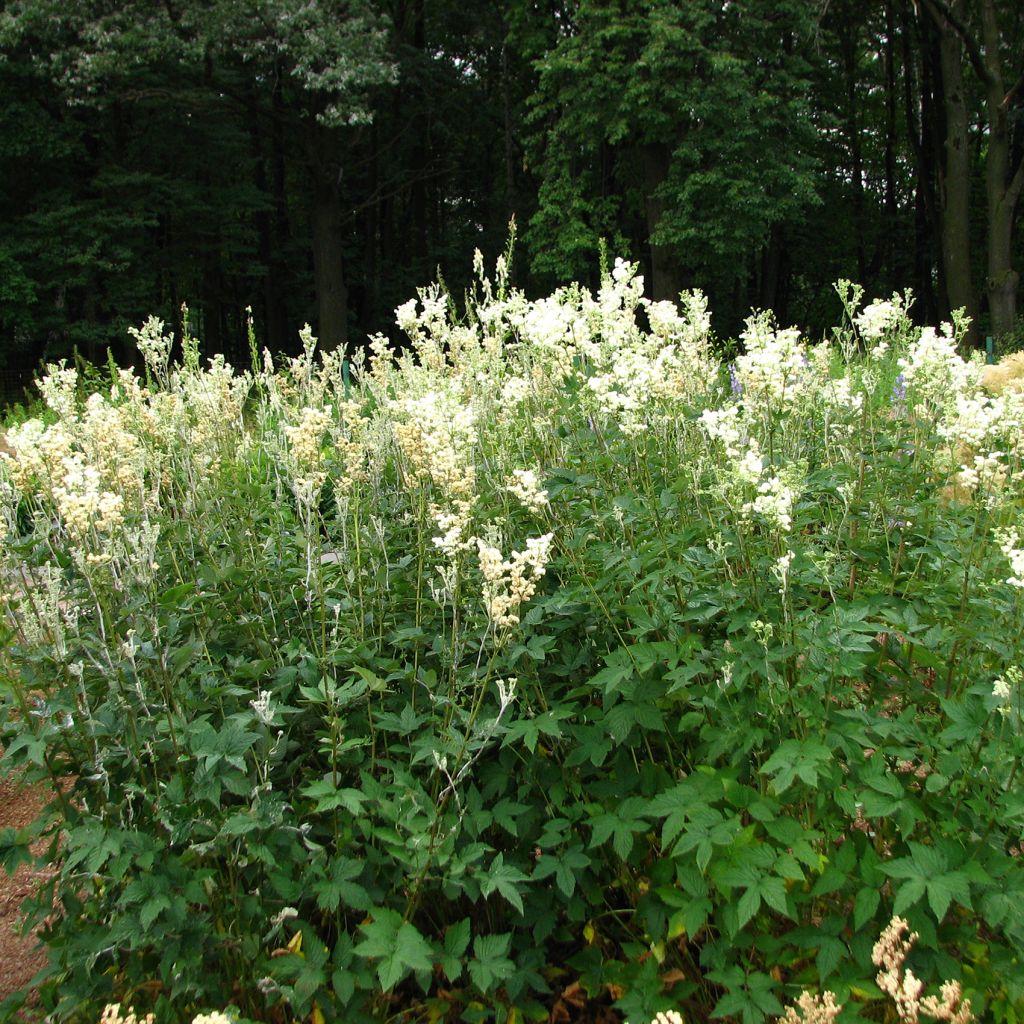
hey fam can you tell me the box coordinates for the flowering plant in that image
[2,260,1024,1024]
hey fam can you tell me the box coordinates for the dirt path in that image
[0,774,49,1006]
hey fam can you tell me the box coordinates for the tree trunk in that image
[759,223,789,317]
[903,5,942,323]
[310,170,349,350]
[641,142,681,302]
[979,0,1022,337]
[839,18,867,283]
[252,70,290,350]
[880,0,899,289]
[932,0,977,339]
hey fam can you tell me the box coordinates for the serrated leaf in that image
[439,918,470,981]
[816,937,845,981]
[469,933,515,994]
[139,894,171,929]
[760,876,789,917]
[893,877,926,915]
[481,852,529,914]
[737,886,761,929]
[355,910,434,991]
[927,871,971,922]
[853,886,880,930]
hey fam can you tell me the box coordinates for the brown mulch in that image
[0,774,50,1007]
[2,433,47,1004]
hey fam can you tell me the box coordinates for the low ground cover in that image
[1,258,1024,1024]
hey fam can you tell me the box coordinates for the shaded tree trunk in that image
[759,224,789,320]
[252,70,291,350]
[979,0,1022,337]
[903,3,942,324]
[839,17,867,283]
[641,142,681,302]
[880,0,899,289]
[310,168,349,350]
[933,0,977,337]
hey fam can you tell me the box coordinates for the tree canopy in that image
[0,0,1021,377]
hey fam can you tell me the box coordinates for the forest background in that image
[0,0,1021,386]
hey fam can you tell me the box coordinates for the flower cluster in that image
[431,499,476,559]
[995,527,1024,588]
[872,917,973,1023]
[733,313,812,414]
[744,475,796,533]
[506,469,549,513]
[854,290,912,358]
[475,532,554,628]
[128,316,174,382]
[898,323,980,411]
[54,459,125,543]
[99,1004,155,1024]
[391,389,478,498]
[777,991,842,1024]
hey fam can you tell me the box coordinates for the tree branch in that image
[919,0,995,88]
[1008,154,1024,207]
[1002,71,1024,113]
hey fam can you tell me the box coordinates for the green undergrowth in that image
[1,263,1024,1024]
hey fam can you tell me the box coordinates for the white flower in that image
[773,550,795,592]
[506,469,549,513]
[735,446,764,485]
[474,532,553,628]
[995,527,1024,587]
[250,689,275,725]
[898,323,980,409]
[744,476,795,533]
[855,298,899,340]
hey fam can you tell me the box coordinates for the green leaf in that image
[737,886,761,929]
[588,798,648,860]
[760,739,832,795]
[816,937,845,981]
[139,893,171,929]
[301,778,366,815]
[480,852,529,914]
[0,828,33,876]
[313,857,370,912]
[926,871,971,922]
[355,909,434,991]
[853,886,880,930]
[439,918,470,982]
[893,877,926,915]
[468,933,515,994]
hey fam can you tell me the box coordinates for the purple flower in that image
[891,373,906,404]
[729,362,743,397]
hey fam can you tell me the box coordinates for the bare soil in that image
[0,774,49,1008]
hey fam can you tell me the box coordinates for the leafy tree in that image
[521,0,822,325]
[0,0,396,350]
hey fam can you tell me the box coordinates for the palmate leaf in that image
[480,852,530,914]
[588,797,648,859]
[534,843,591,897]
[760,739,832,795]
[501,706,573,752]
[312,856,370,912]
[709,967,784,1024]
[882,842,972,922]
[438,918,470,982]
[468,932,515,993]
[354,908,434,991]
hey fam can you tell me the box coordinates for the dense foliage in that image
[2,260,1024,1023]
[0,0,1021,380]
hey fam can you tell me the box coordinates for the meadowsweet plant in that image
[2,257,1024,1024]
